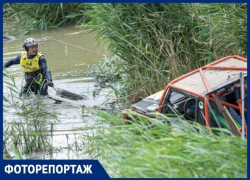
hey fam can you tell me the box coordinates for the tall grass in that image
[189,3,247,57]
[3,69,59,158]
[83,3,247,103]
[82,110,247,178]
[3,3,86,35]
[4,3,246,102]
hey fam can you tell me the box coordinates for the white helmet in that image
[23,38,38,51]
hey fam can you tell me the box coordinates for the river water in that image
[3,25,113,159]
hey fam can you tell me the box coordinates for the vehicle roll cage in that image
[158,55,247,136]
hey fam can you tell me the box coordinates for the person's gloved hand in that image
[47,80,54,87]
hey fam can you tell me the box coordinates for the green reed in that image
[3,69,59,158]
[82,110,247,178]
[3,3,84,35]
[83,3,247,103]
[4,3,246,103]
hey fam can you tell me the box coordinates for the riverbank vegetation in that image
[82,111,247,178]
[83,3,246,103]
[3,3,87,35]
[3,3,247,178]
[3,69,58,158]
[4,3,247,102]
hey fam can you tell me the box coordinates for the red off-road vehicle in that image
[123,55,247,137]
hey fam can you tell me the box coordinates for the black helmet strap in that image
[23,43,29,52]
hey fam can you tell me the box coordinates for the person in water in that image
[4,38,54,97]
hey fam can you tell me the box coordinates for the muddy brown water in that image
[3,25,113,159]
